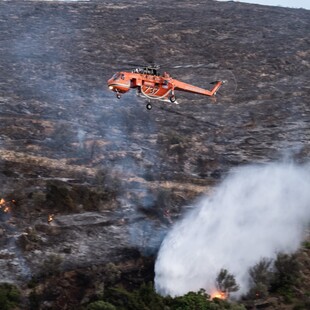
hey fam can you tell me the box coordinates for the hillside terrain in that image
[0,0,309,309]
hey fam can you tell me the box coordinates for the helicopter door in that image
[130,79,137,87]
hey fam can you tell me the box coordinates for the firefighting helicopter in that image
[107,64,226,110]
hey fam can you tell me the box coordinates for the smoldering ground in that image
[155,162,310,298]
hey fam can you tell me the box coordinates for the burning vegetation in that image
[0,198,16,214]
[47,214,54,224]
[211,290,228,300]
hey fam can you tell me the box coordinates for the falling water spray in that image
[155,162,310,298]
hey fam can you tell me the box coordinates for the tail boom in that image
[173,79,224,96]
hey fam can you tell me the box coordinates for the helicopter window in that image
[112,73,120,80]
[121,74,125,80]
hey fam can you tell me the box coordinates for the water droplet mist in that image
[155,163,310,298]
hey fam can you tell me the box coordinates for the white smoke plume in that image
[155,162,310,298]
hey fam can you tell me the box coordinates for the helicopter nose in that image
[107,78,115,91]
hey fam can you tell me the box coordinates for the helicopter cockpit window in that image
[112,73,120,80]
[121,74,125,80]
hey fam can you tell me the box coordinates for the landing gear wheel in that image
[169,95,176,103]
[146,103,152,110]
[116,93,121,99]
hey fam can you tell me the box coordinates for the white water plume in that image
[155,162,310,298]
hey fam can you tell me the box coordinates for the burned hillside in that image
[0,0,309,309]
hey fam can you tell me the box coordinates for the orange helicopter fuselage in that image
[107,69,224,104]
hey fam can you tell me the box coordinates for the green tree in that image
[216,269,239,297]
[247,258,273,299]
[271,253,301,294]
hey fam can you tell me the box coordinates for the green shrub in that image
[168,289,212,310]
[103,283,245,310]
[0,283,21,310]
[86,300,116,310]
[104,286,143,310]
[39,254,63,278]
[46,180,75,211]
[302,241,310,249]
[46,178,118,213]
[135,282,166,310]
[279,288,294,304]
[104,263,121,285]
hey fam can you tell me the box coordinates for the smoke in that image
[155,162,310,298]
[77,128,86,150]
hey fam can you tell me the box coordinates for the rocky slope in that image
[0,0,309,308]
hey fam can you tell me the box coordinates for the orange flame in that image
[0,198,14,213]
[48,214,54,224]
[211,290,227,300]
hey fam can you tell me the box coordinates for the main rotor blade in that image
[121,62,160,69]
[164,63,220,69]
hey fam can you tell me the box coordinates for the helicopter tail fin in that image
[209,80,226,96]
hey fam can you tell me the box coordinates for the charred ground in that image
[0,0,309,309]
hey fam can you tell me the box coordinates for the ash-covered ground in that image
[0,0,309,300]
